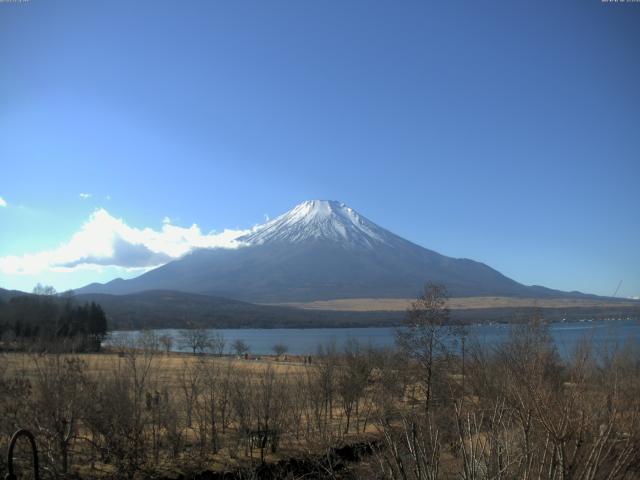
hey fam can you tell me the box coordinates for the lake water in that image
[110,319,640,358]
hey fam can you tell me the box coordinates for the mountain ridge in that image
[75,200,604,302]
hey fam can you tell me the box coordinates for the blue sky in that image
[0,0,639,297]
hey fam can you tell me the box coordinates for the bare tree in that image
[83,368,143,478]
[337,339,373,434]
[159,334,173,355]
[311,341,339,438]
[232,339,250,357]
[197,356,230,453]
[179,327,211,355]
[253,366,288,461]
[138,329,161,353]
[272,343,288,357]
[31,355,87,476]
[178,359,201,429]
[207,332,226,356]
[32,283,57,296]
[396,283,455,413]
[229,369,254,457]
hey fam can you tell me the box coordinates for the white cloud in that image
[79,193,92,200]
[0,208,251,275]
[162,216,172,224]
[0,197,7,207]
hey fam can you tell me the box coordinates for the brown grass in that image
[1,350,308,384]
[267,296,639,311]
[1,350,371,477]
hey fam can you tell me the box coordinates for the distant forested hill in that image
[74,290,403,329]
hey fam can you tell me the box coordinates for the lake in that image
[109,318,640,357]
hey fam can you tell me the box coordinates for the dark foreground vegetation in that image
[0,285,638,479]
[0,285,108,352]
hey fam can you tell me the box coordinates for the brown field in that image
[2,320,639,479]
[1,350,306,381]
[269,296,640,311]
[0,348,382,478]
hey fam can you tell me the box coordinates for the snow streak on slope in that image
[240,200,397,248]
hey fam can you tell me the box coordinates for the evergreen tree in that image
[0,289,109,352]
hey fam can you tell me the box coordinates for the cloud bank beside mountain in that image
[0,208,249,275]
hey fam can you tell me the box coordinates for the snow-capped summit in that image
[240,200,396,248]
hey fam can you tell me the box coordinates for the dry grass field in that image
[0,347,383,479]
[2,350,307,383]
[270,296,640,311]
[2,318,639,479]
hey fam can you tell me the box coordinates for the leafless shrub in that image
[29,355,87,476]
[376,411,441,480]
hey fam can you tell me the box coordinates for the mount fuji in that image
[76,200,584,302]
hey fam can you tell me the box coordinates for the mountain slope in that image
[0,287,29,302]
[76,200,591,302]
